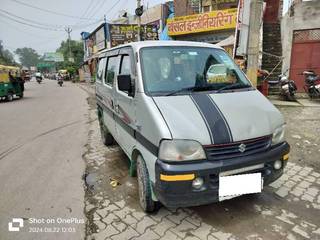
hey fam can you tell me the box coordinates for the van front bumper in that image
[153,141,290,208]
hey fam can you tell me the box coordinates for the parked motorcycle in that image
[301,70,320,99]
[268,71,297,101]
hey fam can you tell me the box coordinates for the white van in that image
[95,41,290,212]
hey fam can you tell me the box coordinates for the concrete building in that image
[174,0,238,16]
[261,0,283,89]
[281,0,320,91]
[168,0,238,45]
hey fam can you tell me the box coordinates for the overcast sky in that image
[0,0,165,56]
[1,0,290,57]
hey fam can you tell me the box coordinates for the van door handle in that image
[115,104,119,113]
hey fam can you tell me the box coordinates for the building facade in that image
[281,0,320,91]
[169,0,239,47]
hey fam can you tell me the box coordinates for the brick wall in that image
[264,0,281,23]
[174,0,194,17]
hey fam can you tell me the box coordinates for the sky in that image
[0,0,165,56]
[0,0,291,58]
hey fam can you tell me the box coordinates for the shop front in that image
[167,8,237,48]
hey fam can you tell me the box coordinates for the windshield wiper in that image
[216,83,251,93]
[165,86,212,96]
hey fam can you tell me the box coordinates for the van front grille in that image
[204,135,272,160]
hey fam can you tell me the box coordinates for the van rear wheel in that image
[137,155,156,213]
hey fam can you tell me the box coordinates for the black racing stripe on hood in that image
[190,94,233,144]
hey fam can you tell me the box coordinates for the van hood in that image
[153,90,284,145]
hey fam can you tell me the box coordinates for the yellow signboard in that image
[167,8,237,36]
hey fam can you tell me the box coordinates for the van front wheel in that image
[137,155,156,212]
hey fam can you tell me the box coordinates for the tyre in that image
[99,118,114,146]
[137,155,157,212]
[6,93,13,101]
[18,92,24,98]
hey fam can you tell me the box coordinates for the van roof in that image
[99,40,222,54]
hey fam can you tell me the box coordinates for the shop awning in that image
[217,35,235,47]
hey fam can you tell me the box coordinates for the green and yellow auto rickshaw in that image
[0,65,24,101]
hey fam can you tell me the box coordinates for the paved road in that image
[0,79,89,239]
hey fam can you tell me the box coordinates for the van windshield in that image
[140,46,252,96]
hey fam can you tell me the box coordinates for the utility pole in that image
[246,0,263,87]
[136,0,142,41]
[65,27,72,62]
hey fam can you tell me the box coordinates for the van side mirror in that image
[117,74,134,97]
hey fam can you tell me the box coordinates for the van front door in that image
[114,48,136,155]
[100,52,119,137]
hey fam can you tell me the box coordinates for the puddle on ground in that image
[85,172,99,192]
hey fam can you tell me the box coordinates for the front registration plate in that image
[219,173,262,201]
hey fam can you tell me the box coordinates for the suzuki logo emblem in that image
[239,143,246,153]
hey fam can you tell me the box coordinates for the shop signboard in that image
[95,25,106,51]
[43,52,64,62]
[167,8,237,36]
[109,24,158,48]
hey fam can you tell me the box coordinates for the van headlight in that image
[158,140,206,161]
[272,125,285,145]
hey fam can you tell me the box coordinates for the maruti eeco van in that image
[95,41,290,212]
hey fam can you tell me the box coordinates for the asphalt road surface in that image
[0,79,89,239]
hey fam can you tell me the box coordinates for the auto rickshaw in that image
[0,65,24,101]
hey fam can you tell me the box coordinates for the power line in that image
[105,0,125,20]
[112,0,128,19]
[0,9,102,30]
[73,0,96,27]
[0,9,65,28]
[10,0,100,20]
[0,12,64,31]
[86,0,107,20]
[72,20,104,30]
[0,17,60,39]
[83,0,100,19]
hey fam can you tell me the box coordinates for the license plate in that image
[219,173,262,201]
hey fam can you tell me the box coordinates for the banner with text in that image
[167,8,237,36]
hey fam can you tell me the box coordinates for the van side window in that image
[105,56,118,85]
[97,57,106,82]
[119,55,131,75]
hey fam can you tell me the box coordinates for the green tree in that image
[0,41,16,66]
[56,39,84,69]
[15,47,40,68]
